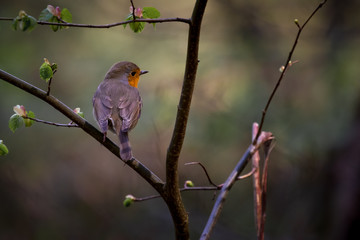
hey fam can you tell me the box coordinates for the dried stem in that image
[238,167,256,180]
[252,123,264,240]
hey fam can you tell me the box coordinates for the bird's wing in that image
[116,87,142,133]
[92,83,113,133]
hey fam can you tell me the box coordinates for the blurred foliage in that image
[1,0,360,239]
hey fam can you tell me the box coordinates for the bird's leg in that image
[102,132,107,142]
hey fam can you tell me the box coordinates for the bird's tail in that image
[118,131,133,161]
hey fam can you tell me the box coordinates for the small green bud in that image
[123,194,135,207]
[0,140,9,156]
[185,180,194,187]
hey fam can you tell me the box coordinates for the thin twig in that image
[0,17,191,27]
[23,116,79,128]
[237,167,256,180]
[131,185,221,202]
[185,162,218,187]
[46,69,56,96]
[253,0,328,144]
[130,0,136,20]
[46,77,52,96]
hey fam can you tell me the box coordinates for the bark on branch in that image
[163,0,208,239]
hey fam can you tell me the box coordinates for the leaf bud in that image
[123,194,135,207]
[185,180,194,187]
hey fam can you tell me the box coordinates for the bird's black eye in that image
[131,71,136,76]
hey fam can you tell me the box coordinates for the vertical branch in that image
[258,140,274,239]
[129,0,136,20]
[163,0,208,239]
[46,77,52,96]
[252,124,263,240]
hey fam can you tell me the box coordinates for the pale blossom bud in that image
[13,105,27,117]
[129,6,143,18]
[47,5,56,15]
[55,6,61,18]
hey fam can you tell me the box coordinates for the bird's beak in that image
[140,70,149,75]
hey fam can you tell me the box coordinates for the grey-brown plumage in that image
[93,61,147,160]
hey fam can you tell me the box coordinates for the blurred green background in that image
[1,0,359,239]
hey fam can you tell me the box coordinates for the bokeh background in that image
[1,0,359,239]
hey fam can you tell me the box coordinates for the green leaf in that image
[9,114,24,133]
[143,7,160,19]
[129,21,145,33]
[60,8,72,24]
[0,140,9,156]
[51,63,58,72]
[39,9,53,21]
[23,15,37,32]
[24,111,35,127]
[124,14,145,33]
[14,13,37,32]
[39,62,53,82]
[12,18,19,30]
[51,17,59,32]
[123,14,133,29]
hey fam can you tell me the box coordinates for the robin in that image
[92,61,148,161]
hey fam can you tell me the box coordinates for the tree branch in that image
[23,116,78,127]
[0,69,165,194]
[130,185,220,203]
[162,0,208,239]
[253,0,328,144]
[0,16,191,28]
[185,162,219,187]
[200,128,273,240]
